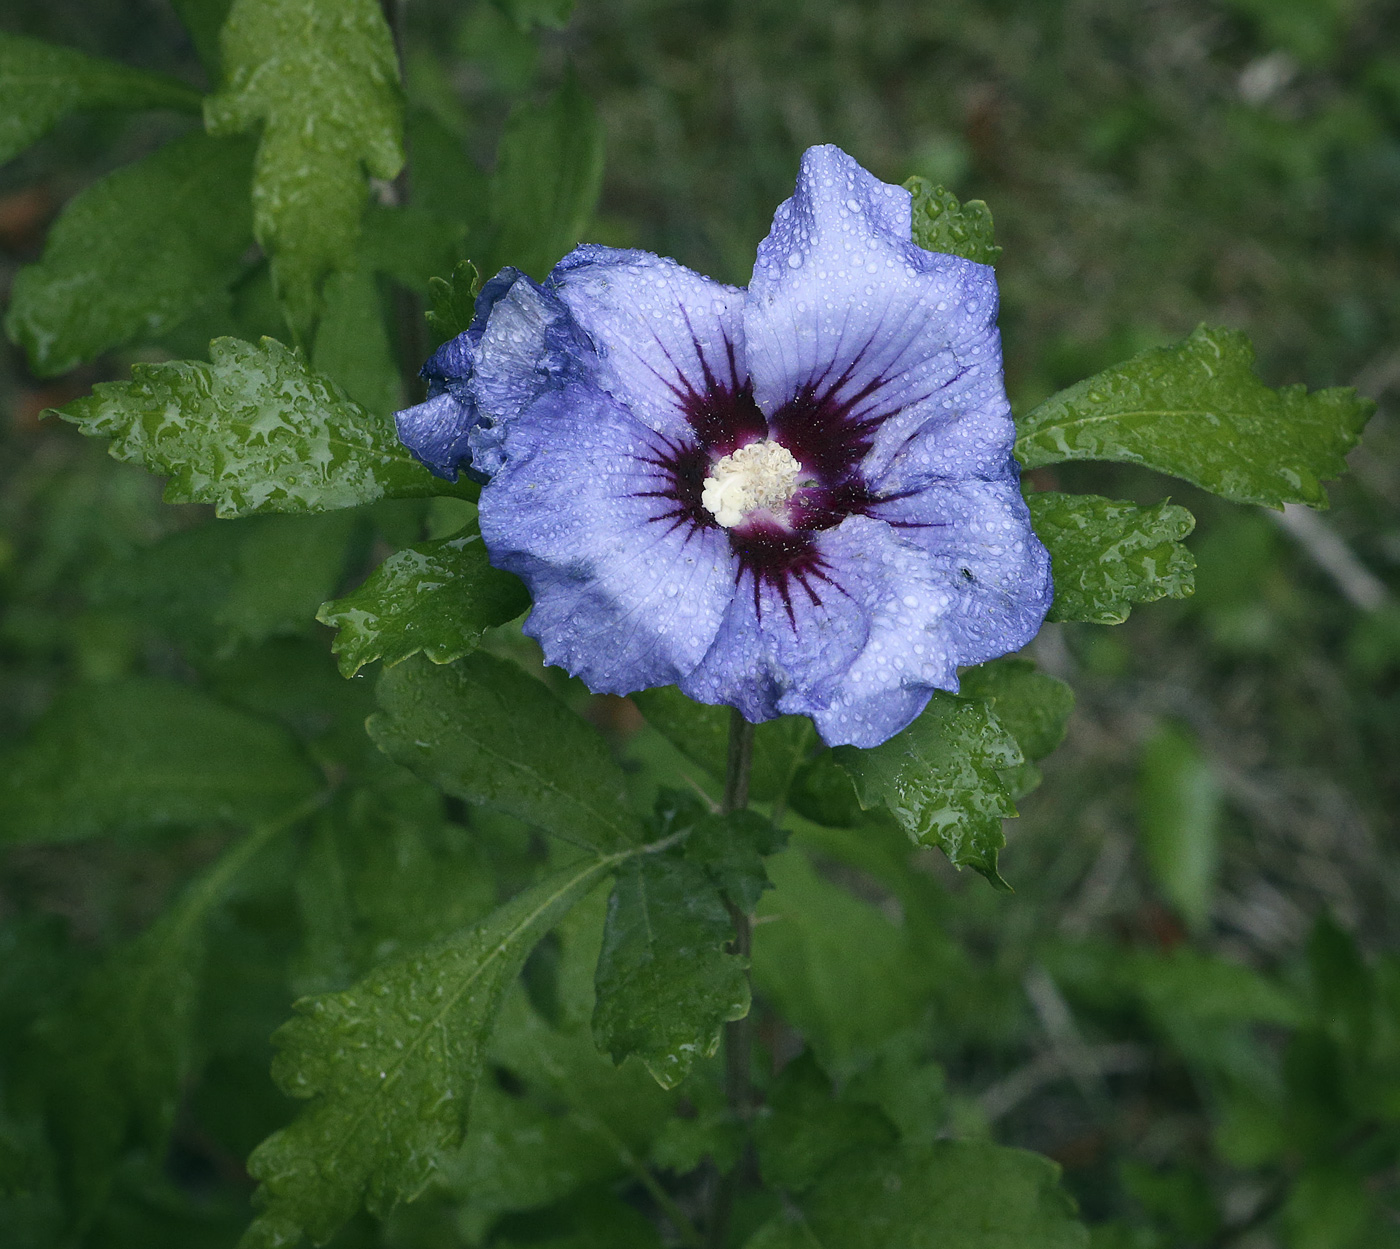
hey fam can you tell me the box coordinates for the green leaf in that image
[241,857,615,1247]
[491,0,577,30]
[1015,325,1375,509]
[631,686,815,804]
[1126,949,1300,1030]
[54,336,452,517]
[1138,724,1221,934]
[451,1015,676,1236]
[204,0,404,339]
[169,0,235,76]
[317,529,528,677]
[960,658,1074,762]
[291,797,499,995]
[0,33,202,166]
[960,656,1075,799]
[833,693,1023,888]
[486,72,604,279]
[442,890,675,1235]
[360,203,466,294]
[0,677,321,844]
[5,132,255,377]
[753,1052,898,1193]
[592,851,749,1089]
[744,1141,1087,1249]
[788,751,865,828]
[751,849,936,1074]
[33,811,302,1222]
[1028,491,1196,625]
[492,1195,665,1249]
[310,267,401,416]
[369,653,645,853]
[425,261,482,341]
[904,177,1002,265]
[102,512,358,659]
[683,806,788,914]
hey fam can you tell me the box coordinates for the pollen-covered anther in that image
[701,439,804,528]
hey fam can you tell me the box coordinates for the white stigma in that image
[701,439,804,528]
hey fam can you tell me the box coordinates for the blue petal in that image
[681,501,1049,749]
[478,384,737,694]
[681,513,965,745]
[679,536,874,729]
[394,392,478,482]
[395,268,597,482]
[869,479,1053,667]
[745,146,1014,481]
[464,269,597,477]
[550,245,748,439]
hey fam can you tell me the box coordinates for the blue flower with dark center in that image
[395,145,1052,748]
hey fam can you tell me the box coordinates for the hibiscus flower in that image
[395,145,1051,748]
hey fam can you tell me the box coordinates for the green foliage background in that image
[1,2,1398,1248]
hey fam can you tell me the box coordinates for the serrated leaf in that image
[54,336,453,517]
[317,529,528,677]
[425,261,481,341]
[34,812,300,1223]
[744,1141,1088,1249]
[683,806,787,914]
[0,677,321,844]
[204,0,404,339]
[1028,491,1196,624]
[369,653,645,853]
[592,852,749,1089]
[485,73,604,279]
[904,177,1002,265]
[960,657,1075,802]
[833,693,1022,888]
[1016,325,1375,508]
[0,33,202,166]
[101,512,357,659]
[447,889,675,1228]
[5,132,256,377]
[240,857,615,1247]
[751,850,936,1074]
[449,981,674,1234]
[631,687,815,804]
[959,657,1075,763]
[291,797,498,995]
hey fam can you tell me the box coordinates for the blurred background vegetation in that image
[1,1,1398,1247]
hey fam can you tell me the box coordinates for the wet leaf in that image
[1016,325,1374,509]
[204,0,403,338]
[318,530,528,677]
[6,132,256,377]
[905,177,1002,265]
[55,337,453,517]
[833,693,1022,887]
[241,858,613,1247]
[592,851,749,1088]
[1028,491,1196,624]
[369,653,645,853]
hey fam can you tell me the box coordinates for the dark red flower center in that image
[634,338,899,618]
